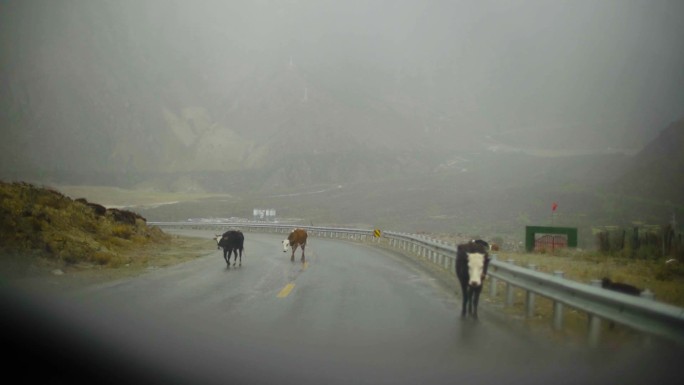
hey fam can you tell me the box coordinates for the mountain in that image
[613,120,684,203]
[0,0,461,183]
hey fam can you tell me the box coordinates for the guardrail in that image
[150,221,684,347]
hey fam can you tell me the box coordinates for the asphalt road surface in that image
[2,230,681,384]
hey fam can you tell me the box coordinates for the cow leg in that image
[460,283,468,317]
[291,245,297,262]
[472,287,482,320]
[238,249,242,266]
[301,244,306,263]
[223,249,230,268]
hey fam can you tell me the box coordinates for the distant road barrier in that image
[150,221,684,347]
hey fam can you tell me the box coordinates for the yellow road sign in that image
[374,229,381,238]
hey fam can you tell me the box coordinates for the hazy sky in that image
[163,0,684,137]
[1,0,684,176]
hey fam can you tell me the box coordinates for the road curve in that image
[2,230,680,385]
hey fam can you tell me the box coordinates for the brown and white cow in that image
[282,228,308,263]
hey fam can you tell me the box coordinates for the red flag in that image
[552,202,558,212]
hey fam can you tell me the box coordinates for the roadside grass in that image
[0,235,216,291]
[0,181,216,287]
[490,249,684,308]
[480,249,684,346]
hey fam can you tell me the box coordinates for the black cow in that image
[215,230,245,267]
[601,277,642,296]
[601,277,642,329]
[455,239,491,319]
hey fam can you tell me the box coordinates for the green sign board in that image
[525,226,578,252]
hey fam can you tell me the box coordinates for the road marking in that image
[277,283,296,298]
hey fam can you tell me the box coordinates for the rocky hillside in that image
[0,1,454,182]
[613,120,684,203]
[0,181,168,266]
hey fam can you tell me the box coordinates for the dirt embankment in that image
[1,235,215,292]
[0,181,216,291]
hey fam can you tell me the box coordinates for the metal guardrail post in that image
[641,289,655,300]
[489,255,498,297]
[553,271,565,331]
[588,279,603,347]
[505,260,515,307]
[641,288,655,347]
[588,314,601,348]
[526,264,537,318]
[441,241,447,267]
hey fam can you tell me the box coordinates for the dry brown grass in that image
[474,249,684,347]
[0,235,215,292]
[491,249,684,307]
[0,181,171,267]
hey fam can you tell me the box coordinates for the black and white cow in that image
[215,230,245,267]
[455,239,491,319]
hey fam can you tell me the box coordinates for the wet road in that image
[2,230,681,384]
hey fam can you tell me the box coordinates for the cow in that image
[215,230,244,268]
[282,228,308,263]
[455,239,491,319]
[601,277,642,329]
[601,277,642,296]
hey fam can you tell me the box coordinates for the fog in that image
[1,0,683,232]
[2,3,684,383]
